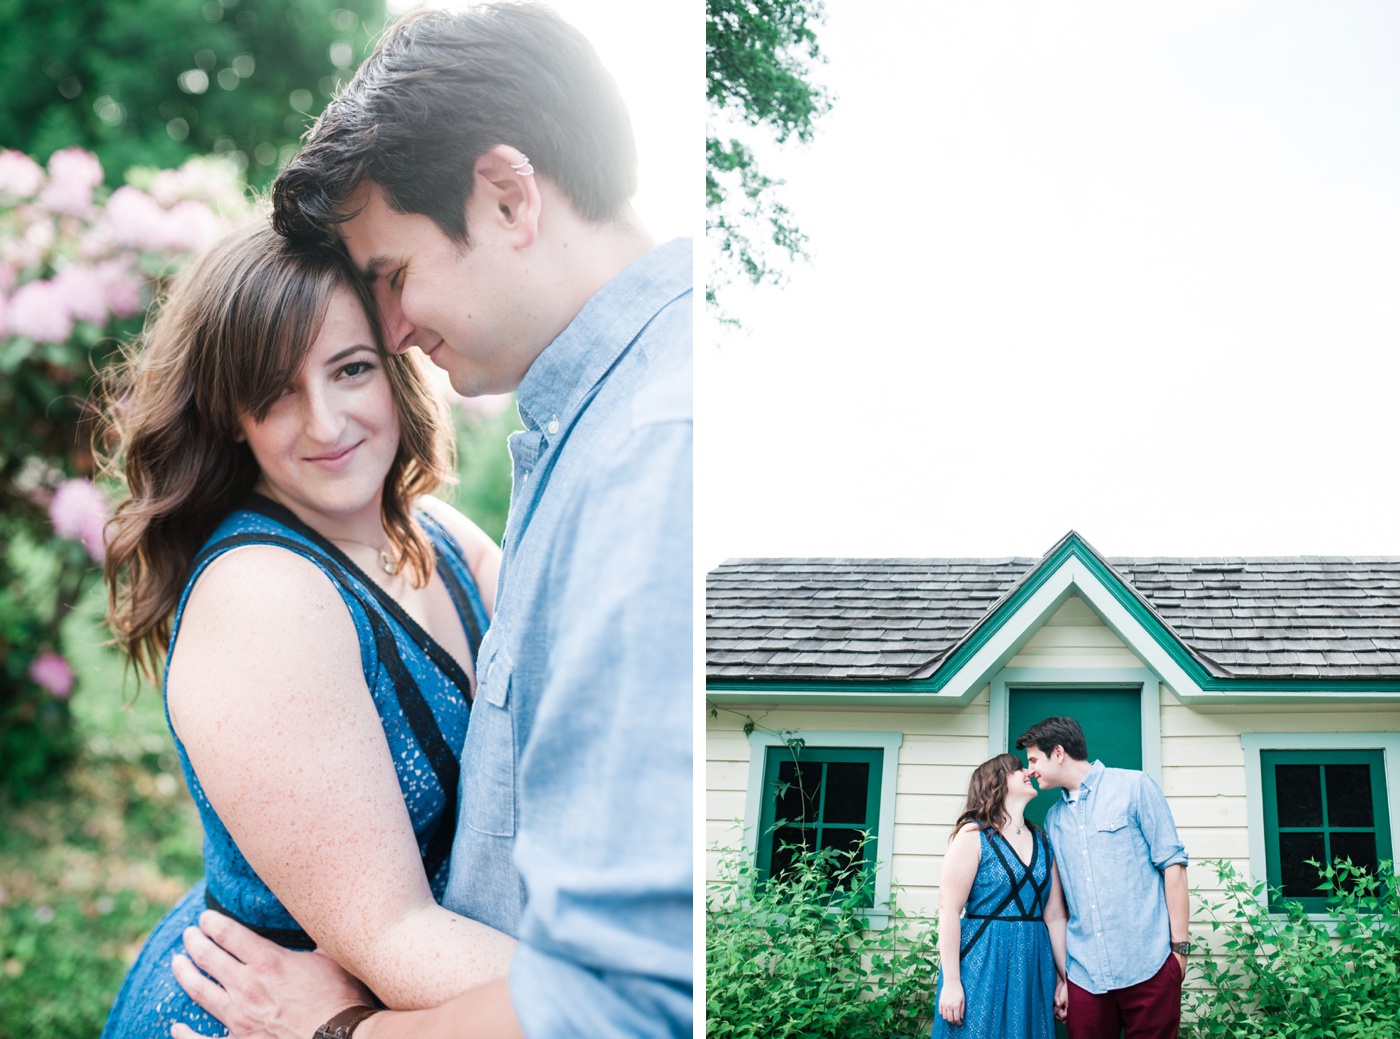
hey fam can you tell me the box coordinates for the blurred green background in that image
[0,0,387,190]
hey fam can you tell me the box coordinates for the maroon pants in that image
[1067,954,1182,1039]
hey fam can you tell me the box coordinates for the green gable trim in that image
[707,533,1400,697]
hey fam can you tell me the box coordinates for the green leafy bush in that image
[706,837,937,1039]
[1186,858,1400,1039]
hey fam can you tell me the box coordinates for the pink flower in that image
[39,148,104,217]
[96,258,144,318]
[0,150,44,199]
[150,156,246,212]
[105,186,165,251]
[0,293,9,339]
[8,280,74,343]
[50,263,108,324]
[28,652,75,700]
[48,477,109,563]
[163,199,222,252]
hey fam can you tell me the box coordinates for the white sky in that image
[699,0,1400,570]
[386,0,695,242]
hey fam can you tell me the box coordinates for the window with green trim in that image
[756,745,883,896]
[1261,748,1393,911]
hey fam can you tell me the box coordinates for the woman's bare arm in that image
[936,824,981,1026]
[1044,859,1070,1019]
[167,547,515,1010]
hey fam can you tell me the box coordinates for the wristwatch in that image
[1170,940,1190,957]
[313,1006,381,1039]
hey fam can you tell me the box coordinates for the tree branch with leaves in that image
[706,0,832,320]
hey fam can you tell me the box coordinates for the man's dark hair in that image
[272,2,638,247]
[1015,716,1088,762]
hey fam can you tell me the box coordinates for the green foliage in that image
[447,400,525,545]
[706,837,937,1038]
[0,584,203,1039]
[0,0,388,191]
[1185,858,1400,1039]
[706,0,832,316]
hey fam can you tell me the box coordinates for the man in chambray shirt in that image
[1018,716,1189,1039]
[169,6,691,1039]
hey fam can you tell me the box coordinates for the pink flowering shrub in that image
[0,147,252,791]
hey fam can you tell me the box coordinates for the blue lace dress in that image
[101,495,487,1038]
[931,826,1057,1039]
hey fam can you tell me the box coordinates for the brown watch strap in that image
[313,1006,381,1039]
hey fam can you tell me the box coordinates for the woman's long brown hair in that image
[949,753,1036,840]
[97,219,456,681]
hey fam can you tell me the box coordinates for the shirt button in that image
[547,419,560,435]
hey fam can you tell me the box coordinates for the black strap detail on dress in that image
[959,828,1051,959]
[240,495,476,700]
[204,890,316,951]
[190,527,461,883]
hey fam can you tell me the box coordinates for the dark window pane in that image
[1325,764,1375,828]
[774,760,820,825]
[1275,764,1323,827]
[770,825,814,881]
[1329,831,1379,879]
[1278,831,1326,898]
[822,762,870,824]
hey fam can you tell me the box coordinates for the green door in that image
[1007,687,1142,829]
[1007,687,1141,1039]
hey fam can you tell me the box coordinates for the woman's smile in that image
[305,441,363,470]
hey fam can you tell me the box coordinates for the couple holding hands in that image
[934,717,1190,1039]
[97,4,690,1039]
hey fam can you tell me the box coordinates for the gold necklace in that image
[330,536,400,575]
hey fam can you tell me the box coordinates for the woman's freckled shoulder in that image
[182,544,348,626]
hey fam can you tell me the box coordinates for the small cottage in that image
[705,531,1400,925]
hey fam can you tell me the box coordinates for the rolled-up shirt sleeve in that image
[1137,772,1188,871]
[507,413,693,1039]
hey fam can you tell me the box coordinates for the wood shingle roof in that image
[707,548,1400,682]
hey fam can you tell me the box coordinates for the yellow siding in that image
[704,690,992,922]
[705,615,1400,931]
[1007,595,1142,669]
[1159,697,1400,897]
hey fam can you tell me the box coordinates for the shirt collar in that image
[514,236,692,434]
[1062,759,1106,801]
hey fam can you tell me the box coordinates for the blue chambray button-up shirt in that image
[441,238,693,1037]
[1042,760,1188,994]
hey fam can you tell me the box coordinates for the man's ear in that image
[471,144,541,248]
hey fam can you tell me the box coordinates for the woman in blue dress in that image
[97,221,516,1037]
[933,753,1069,1038]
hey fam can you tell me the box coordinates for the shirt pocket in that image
[1095,816,1139,863]
[462,635,516,838]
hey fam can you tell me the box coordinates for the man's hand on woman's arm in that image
[172,912,526,1039]
[170,911,373,1039]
